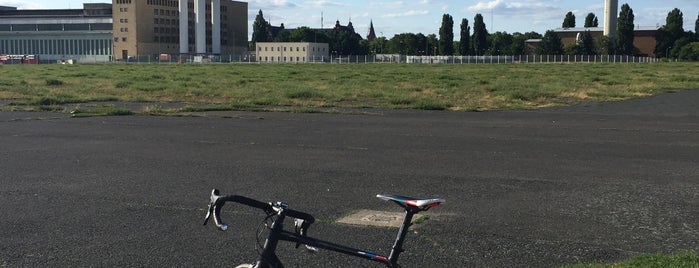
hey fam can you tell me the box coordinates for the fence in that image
[30,53,659,64]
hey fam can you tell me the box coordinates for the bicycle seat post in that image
[388,208,418,265]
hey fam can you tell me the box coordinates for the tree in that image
[252,10,270,45]
[459,18,471,55]
[584,13,599,27]
[563,12,576,28]
[472,14,489,55]
[510,32,541,55]
[488,32,513,55]
[439,14,455,55]
[579,30,596,55]
[289,27,316,42]
[616,4,635,55]
[537,30,563,55]
[369,37,387,54]
[677,42,699,60]
[387,33,420,55]
[427,34,438,56]
[656,8,684,57]
[597,35,613,55]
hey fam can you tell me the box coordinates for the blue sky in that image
[2,0,697,39]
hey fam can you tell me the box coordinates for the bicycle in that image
[204,189,444,268]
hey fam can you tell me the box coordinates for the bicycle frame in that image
[204,190,443,268]
[254,207,419,268]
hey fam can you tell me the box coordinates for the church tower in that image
[367,20,377,41]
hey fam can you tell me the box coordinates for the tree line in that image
[251,6,699,60]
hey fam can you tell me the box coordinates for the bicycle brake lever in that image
[204,189,229,231]
[305,245,319,253]
[203,200,214,226]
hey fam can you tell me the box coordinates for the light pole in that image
[666,46,671,59]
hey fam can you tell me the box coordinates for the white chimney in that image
[604,0,618,37]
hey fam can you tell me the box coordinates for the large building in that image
[554,27,659,57]
[112,0,247,60]
[0,1,248,62]
[0,4,114,63]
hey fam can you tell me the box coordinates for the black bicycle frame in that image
[253,208,420,268]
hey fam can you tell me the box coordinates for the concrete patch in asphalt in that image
[337,210,408,227]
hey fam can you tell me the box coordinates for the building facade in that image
[256,42,329,63]
[1,1,247,62]
[0,4,113,63]
[113,0,247,60]
[554,27,659,57]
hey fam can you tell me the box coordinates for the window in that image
[122,37,127,42]
[154,9,159,15]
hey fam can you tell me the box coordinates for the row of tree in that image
[251,7,699,59]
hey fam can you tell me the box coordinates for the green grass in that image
[0,63,697,113]
[563,252,699,268]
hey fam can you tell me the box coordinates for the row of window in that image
[116,0,132,4]
[259,56,307,62]
[258,46,327,53]
[0,39,112,55]
[154,8,178,17]
[0,24,112,32]
[148,0,177,7]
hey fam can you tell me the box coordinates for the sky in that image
[2,0,697,40]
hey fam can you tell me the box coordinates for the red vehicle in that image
[0,54,39,64]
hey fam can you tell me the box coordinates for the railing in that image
[24,53,661,64]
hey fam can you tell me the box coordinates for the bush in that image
[677,42,699,61]
[46,79,64,86]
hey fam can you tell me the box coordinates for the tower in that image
[367,20,376,42]
[179,0,222,55]
[604,0,618,37]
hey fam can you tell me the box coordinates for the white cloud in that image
[382,9,429,18]
[303,0,349,8]
[0,0,43,9]
[250,0,298,10]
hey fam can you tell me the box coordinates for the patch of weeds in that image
[285,89,324,99]
[291,108,323,113]
[115,81,131,89]
[389,97,414,105]
[136,84,167,92]
[46,79,64,86]
[413,215,430,225]
[413,99,449,110]
[33,95,80,105]
[71,107,133,117]
[252,97,279,106]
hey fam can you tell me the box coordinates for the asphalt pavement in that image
[1,90,697,267]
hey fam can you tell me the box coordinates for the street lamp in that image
[666,46,672,59]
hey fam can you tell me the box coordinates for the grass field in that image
[562,251,699,268]
[0,62,698,114]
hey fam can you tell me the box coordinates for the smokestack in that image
[604,0,618,37]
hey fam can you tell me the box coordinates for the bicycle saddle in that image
[377,194,444,211]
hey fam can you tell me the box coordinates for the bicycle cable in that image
[254,212,280,267]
